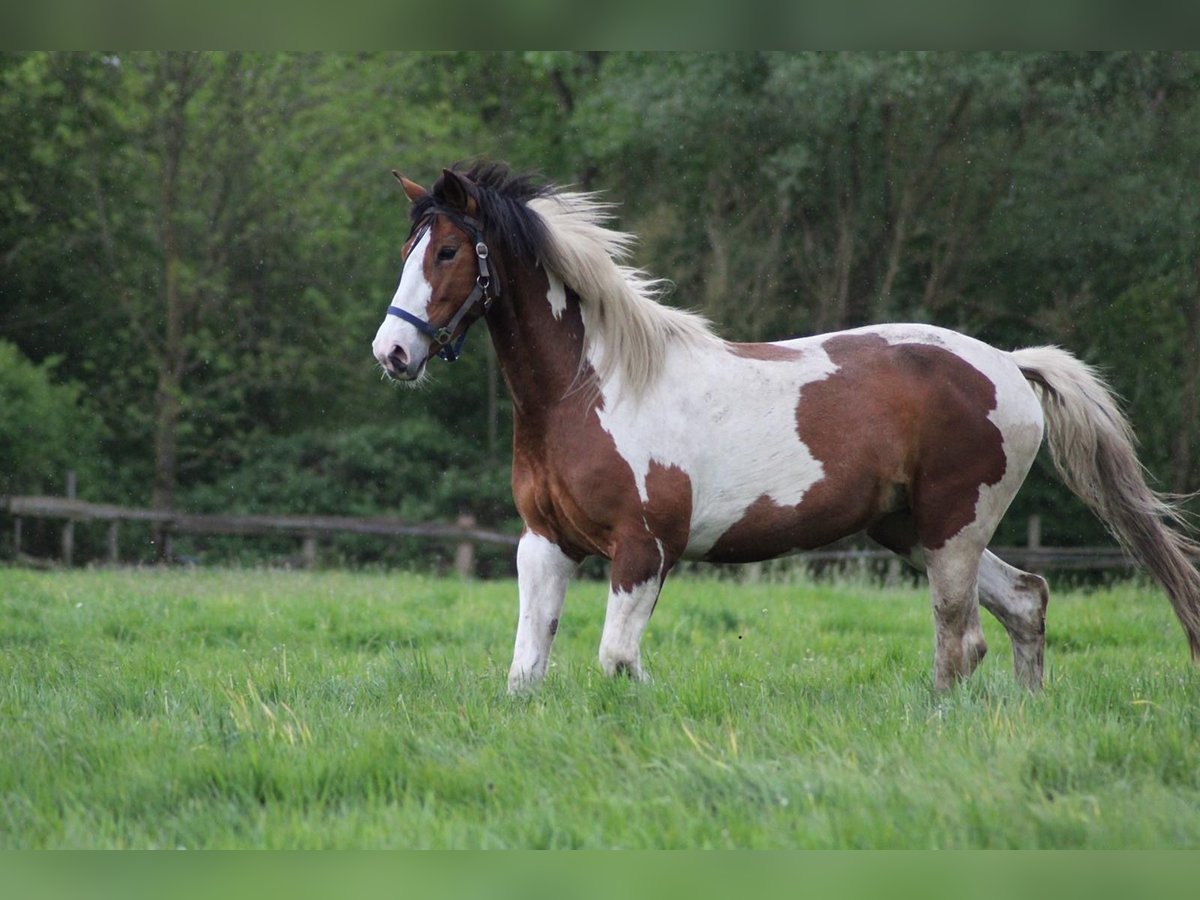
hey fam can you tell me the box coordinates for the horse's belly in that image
[685,469,887,563]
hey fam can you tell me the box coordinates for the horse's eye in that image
[436,246,457,262]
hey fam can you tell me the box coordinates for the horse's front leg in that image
[599,538,670,681]
[508,531,577,693]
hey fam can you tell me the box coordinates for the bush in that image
[183,420,519,570]
[0,340,104,496]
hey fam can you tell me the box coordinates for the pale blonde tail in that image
[1012,346,1200,660]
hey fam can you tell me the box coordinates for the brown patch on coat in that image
[643,461,693,560]
[867,510,921,559]
[403,215,483,339]
[500,266,689,588]
[704,495,812,562]
[706,333,1008,561]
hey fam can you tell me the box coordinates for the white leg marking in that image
[508,532,577,693]
[598,540,665,681]
[598,578,661,681]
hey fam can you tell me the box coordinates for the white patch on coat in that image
[372,229,433,367]
[584,320,840,558]
[546,271,567,320]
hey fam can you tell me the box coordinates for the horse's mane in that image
[419,161,717,396]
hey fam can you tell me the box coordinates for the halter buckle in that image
[434,327,453,345]
[475,241,489,259]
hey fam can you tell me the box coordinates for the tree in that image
[5,52,1200,559]
[0,340,103,495]
[4,52,492,510]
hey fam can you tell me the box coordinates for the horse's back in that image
[680,324,1044,561]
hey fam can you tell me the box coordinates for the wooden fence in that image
[1,493,518,576]
[0,491,1149,577]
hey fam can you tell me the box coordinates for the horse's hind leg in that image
[978,550,1048,690]
[925,538,989,690]
[869,514,987,689]
[871,518,1047,690]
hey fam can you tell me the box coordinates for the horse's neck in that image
[485,266,590,418]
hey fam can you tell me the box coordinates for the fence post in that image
[13,517,22,557]
[454,513,477,578]
[61,470,76,567]
[1027,514,1042,550]
[107,521,120,565]
[301,534,318,569]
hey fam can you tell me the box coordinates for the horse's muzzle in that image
[386,344,409,376]
[379,342,426,381]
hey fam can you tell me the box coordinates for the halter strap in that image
[387,210,497,363]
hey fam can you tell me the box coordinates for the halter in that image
[386,209,497,363]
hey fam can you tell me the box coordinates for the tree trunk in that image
[150,54,194,557]
[1171,275,1200,492]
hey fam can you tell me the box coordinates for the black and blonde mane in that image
[412,162,554,263]
[419,162,716,393]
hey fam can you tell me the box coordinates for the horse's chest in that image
[511,417,651,558]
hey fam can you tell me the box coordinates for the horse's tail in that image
[1011,345,1200,659]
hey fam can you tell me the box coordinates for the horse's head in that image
[373,168,495,382]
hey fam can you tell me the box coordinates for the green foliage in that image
[180,420,516,568]
[187,420,514,523]
[3,568,1199,848]
[0,340,104,495]
[3,52,1200,559]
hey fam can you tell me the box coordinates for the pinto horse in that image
[372,162,1200,692]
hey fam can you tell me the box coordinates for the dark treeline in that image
[3,52,1198,567]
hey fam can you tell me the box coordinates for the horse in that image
[371,162,1200,693]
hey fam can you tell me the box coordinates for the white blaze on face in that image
[372,229,433,371]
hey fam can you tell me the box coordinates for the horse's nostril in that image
[387,344,409,373]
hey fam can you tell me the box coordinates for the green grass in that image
[1,566,1199,848]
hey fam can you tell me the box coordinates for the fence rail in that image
[0,491,1153,576]
[780,546,1139,571]
[1,494,518,574]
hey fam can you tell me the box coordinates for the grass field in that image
[1,566,1199,849]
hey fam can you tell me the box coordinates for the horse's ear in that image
[392,171,428,205]
[438,168,479,216]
